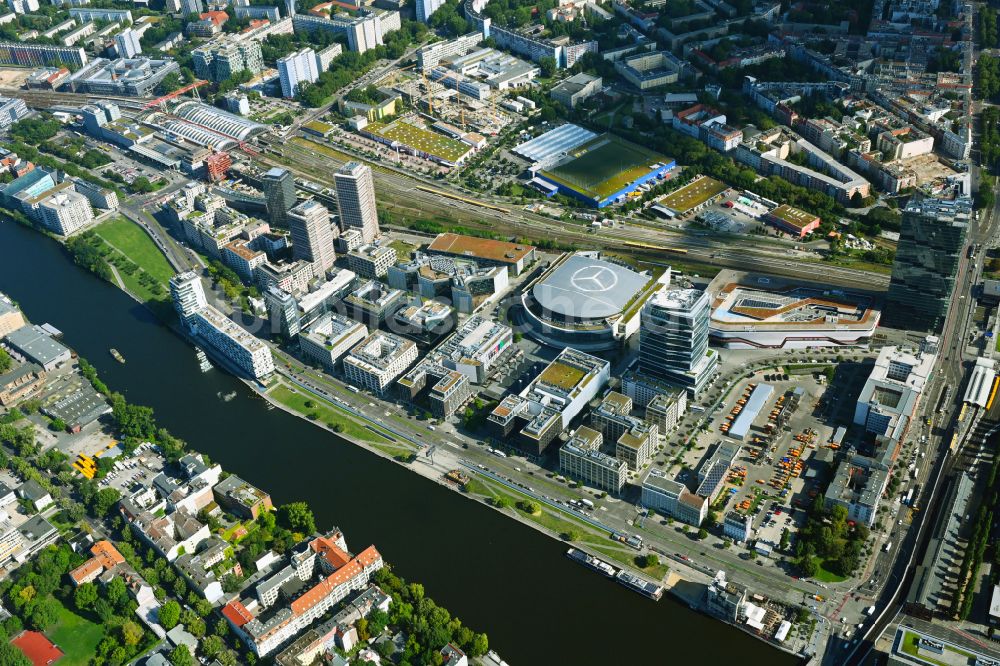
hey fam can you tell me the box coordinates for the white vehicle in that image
[865,606,876,616]
[492,450,507,458]
[579,499,595,510]
[884,542,892,553]
[427,425,436,431]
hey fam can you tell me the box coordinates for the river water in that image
[0,219,797,665]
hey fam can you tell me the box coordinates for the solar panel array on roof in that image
[513,123,596,164]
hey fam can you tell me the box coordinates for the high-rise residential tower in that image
[288,199,336,277]
[639,286,717,397]
[261,167,296,227]
[277,48,318,98]
[415,0,445,22]
[170,271,208,322]
[885,196,971,332]
[115,28,142,58]
[334,162,379,244]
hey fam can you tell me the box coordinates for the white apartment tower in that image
[277,48,319,98]
[38,191,93,236]
[288,199,336,277]
[115,28,142,58]
[170,271,208,322]
[415,0,445,22]
[334,161,379,244]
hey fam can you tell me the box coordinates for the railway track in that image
[259,138,890,290]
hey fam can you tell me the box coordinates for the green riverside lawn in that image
[93,217,176,315]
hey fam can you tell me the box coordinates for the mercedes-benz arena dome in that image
[520,252,653,350]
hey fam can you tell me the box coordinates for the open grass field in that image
[814,559,848,583]
[540,134,667,200]
[366,119,471,165]
[271,384,382,442]
[660,175,727,213]
[49,604,105,666]
[94,217,174,285]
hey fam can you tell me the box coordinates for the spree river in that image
[0,220,797,665]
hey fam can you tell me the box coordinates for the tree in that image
[158,600,181,630]
[697,528,709,540]
[0,349,11,373]
[170,644,194,666]
[121,620,144,647]
[28,597,60,630]
[538,56,557,78]
[201,635,225,660]
[469,633,489,657]
[90,487,121,517]
[277,502,315,535]
[0,642,31,666]
[799,556,820,578]
[74,582,98,610]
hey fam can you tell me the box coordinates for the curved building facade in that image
[519,252,653,351]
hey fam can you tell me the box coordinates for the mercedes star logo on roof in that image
[571,265,618,292]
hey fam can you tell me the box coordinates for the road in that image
[841,170,1000,666]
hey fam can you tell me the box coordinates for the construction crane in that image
[141,80,208,111]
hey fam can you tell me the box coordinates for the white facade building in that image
[38,190,93,235]
[288,199,336,277]
[192,306,275,380]
[334,161,379,243]
[170,271,208,321]
[854,344,935,443]
[343,331,417,393]
[115,28,142,58]
[277,48,319,98]
[298,313,367,373]
[415,0,444,22]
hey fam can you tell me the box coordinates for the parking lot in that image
[98,442,165,494]
[678,368,841,549]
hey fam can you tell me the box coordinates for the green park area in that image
[87,217,175,312]
[94,217,175,286]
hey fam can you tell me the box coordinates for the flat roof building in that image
[192,306,275,380]
[298,313,368,373]
[855,344,935,443]
[885,196,971,332]
[640,284,717,397]
[344,331,418,394]
[641,469,707,526]
[4,325,71,370]
[488,347,609,456]
[0,293,26,338]
[427,233,535,276]
[559,426,627,493]
[824,453,889,527]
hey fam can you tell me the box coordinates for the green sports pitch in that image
[538,134,671,202]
